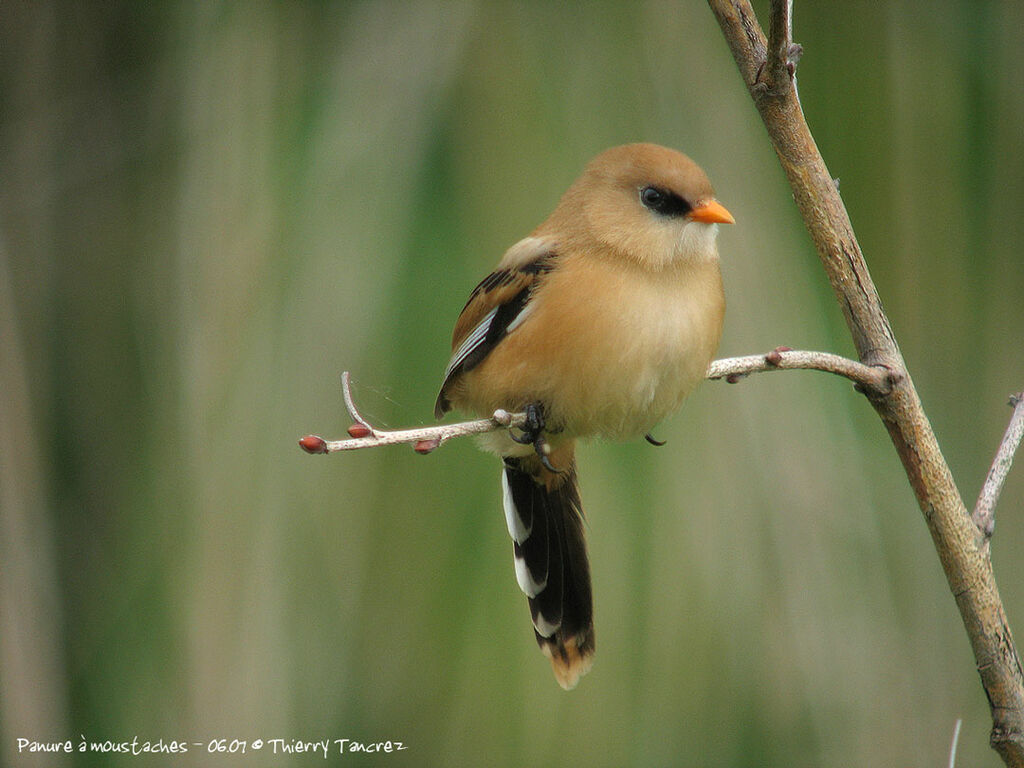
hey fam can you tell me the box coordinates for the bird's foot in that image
[510,402,562,473]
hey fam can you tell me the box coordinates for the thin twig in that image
[298,372,525,455]
[973,393,1024,548]
[949,718,963,768]
[299,349,888,456]
[341,371,373,433]
[299,415,520,455]
[708,348,892,393]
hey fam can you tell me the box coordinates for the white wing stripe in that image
[443,307,497,380]
[504,301,534,334]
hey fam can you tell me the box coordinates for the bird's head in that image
[546,143,734,269]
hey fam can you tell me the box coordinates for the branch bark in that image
[973,394,1024,553]
[707,348,892,392]
[707,1,1024,763]
[299,349,886,455]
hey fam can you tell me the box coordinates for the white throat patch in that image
[676,221,719,263]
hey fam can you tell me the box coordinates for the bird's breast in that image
[528,254,724,439]
[452,251,725,451]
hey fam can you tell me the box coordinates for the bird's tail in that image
[501,443,594,689]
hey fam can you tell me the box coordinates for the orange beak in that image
[688,199,735,225]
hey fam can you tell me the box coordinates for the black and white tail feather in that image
[501,455,594,689]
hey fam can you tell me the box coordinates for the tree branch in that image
[765,0,799,88]
[299,349,890,456]
[708,347,893,392]
[973,393,1024,551]
[298,372,527,455]
[708,0,1024,763]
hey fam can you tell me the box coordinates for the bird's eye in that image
[640,186,665,209]
[639,185,691,217]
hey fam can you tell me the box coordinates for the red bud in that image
[414,438,440,454]
[347,423,372,438]
[299,435,328,454]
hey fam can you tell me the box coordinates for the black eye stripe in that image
[639,185,692,217]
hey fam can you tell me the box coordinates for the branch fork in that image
[749,0,802,94]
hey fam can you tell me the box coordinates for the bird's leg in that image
[644,433,666,447]
[509,402,563,473]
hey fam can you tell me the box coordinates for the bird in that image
[434,143,733,689]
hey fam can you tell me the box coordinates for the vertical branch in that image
[707,0,1024,764]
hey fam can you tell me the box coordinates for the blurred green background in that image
[2,1,1023,766]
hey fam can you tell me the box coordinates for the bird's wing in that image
[434,238,557,418]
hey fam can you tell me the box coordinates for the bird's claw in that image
[509,430,533,445]
[535,437,562,474]
[510,402,563,473]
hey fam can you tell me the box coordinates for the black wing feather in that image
[435,251,557,417]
